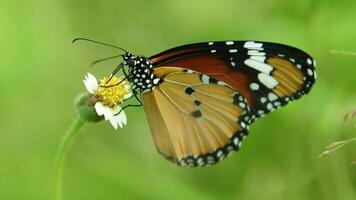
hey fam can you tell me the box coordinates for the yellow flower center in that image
[94,75,131,108]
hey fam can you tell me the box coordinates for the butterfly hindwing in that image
[142,67,251,167]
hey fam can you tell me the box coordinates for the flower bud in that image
[75,92,103,122]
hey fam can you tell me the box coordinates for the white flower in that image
[83,73,132,129]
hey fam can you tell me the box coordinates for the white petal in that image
[107,106,127,129]
[94,102,114,120]
[109,117,118,129]
[94,102,105,116]
[89,74,99,92]
[103,107,114,120]
[83,73,99,94]
[111,105,121,114]
[118,110,127,125]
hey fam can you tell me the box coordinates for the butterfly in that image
[74,38,316,167]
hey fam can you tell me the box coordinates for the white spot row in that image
[244,41,263,48]
[250,55,266,62]
[244,59,273,74]
[248,50,266,56]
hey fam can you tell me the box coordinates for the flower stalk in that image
[53,72,132,199]
[53,116,85,200]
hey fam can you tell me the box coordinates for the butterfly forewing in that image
[143,67,251,167]
[149,41,316,119]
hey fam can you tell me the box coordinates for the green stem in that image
[53,116,85,200]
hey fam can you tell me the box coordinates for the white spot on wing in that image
[226,41,234,45]
[250,83,259,91]
[211,49,216,53]
[217,81,227,86]
[233,137,239,145]
[244,41,263,48]
[258,73,278,89]
[248,50,266,56]
[187,69,195,73]
[307,58,312,65]
[229,49,238,53]
[217,150,223,157]
[201,75,210,83]
[307,68,313,76]
[244,59,273,74]
[153,78,160,84]
[260,97,267,103]
[239,102,246,108]
[277,54,285,57]
[250,56,266,62]
[268,92,278,101]
[208,42,214,45]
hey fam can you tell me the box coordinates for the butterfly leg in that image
[114,90,143,115]
[100,64,131,88]
[106,63,123,83]
[122,64,129,78]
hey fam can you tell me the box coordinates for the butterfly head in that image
[122,52,161,91]
[123,52,152,69]
[122,52,136,67]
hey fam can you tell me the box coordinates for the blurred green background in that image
[1,0,356,199]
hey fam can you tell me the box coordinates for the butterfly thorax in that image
[123,53,161,92]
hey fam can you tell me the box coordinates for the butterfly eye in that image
[123,58,134,67]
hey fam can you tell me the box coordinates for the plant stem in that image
[53,116,85,200]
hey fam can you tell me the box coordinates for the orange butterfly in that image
[75,38,316,167]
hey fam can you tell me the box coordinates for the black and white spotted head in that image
[123,52,161,92]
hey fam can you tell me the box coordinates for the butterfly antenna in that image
[72,37,128,53]
[89,54,124,68]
